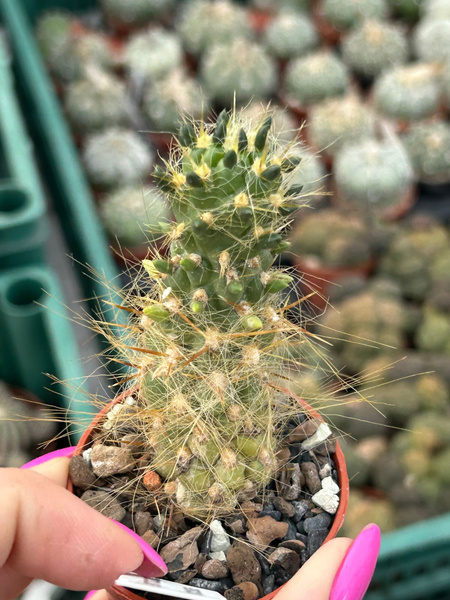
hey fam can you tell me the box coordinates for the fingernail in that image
[330,523,381,600]
[114,522,168,578]
[20,446,77,469]
[84,592,98,600]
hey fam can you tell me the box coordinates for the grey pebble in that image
[307,528,328,557]
[303,514,332,534]
[90,445,135,478]
[268,547,300,575]
[262,574,276,595]
[283,519,298,541]
[300,462,322,495]
[80,490,126,521]
[69,455,97,491]
[189,578,227,593]
[259,509,282,521]
[291,500,309,523]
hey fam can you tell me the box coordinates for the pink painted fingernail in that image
[20,446,77,469]
[114,522,168,578]
[84,592,98,600]
[330,523,381,600]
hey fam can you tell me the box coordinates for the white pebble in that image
[319,464,332,479]
[154,515,165,528]
[311,489,339,514]
[209,519,231,553]
[322,476,340,494]
[82,448,92,467]
[209,551,227,561]
[301,423,332,451]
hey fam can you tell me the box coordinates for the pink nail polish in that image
[20,446,77,469]
[114,522,168,578]
[84,592,98,600]
[330,523,381,600]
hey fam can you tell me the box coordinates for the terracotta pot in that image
[248,8,274,33]
[69,388,348,600]
[111,239,166,267]
[147,131,175,154]
[311,3,341,46]
[294,255,376,311]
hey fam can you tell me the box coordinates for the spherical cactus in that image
[444,63,450,108]
[240,101,298,145]
[342,19,409,79]
[308,95,376,157]
[177,0,251,56]
[289,146,327,201]
[200,38,277,104]
[263,11,319,59]
[143,69,209,133]
[402,120,450,184]
[342,491,397,538]
[290,209,373,268]
[415,373,449,412]
[83,128,154,190]
[379,214,450,301]
[334,139,413,214]
[422,0,450,19]
[373,63,441,123]
[64,68,129,134]
[318,290,407,372]
[99,186,171,248]
[124,27,183,82]
[100,0,175,28]
[370,380,421,427]
[413,18,450,63]
[36,11,73,67]
[416,308,450,354]
[322,0,390,31]
[284,51,350,107]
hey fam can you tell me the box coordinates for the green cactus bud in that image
[223,150,238,169]
[238,129,248,152]
[323,0,390,31]
[83,128,154,190]
[265,273,292,293]
[373,63,441,123]
[342,19,408,79]
[285,51,350,107]
[143,305,171,322]
[243,316,263,331]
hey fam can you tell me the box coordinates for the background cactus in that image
[284,51,350,107]
[84,109,338,522]
[177,0,251,56]
[64,68,130,134]
[308,95,376,157]
[99,186,171,248]
[416,308,450,354]
[290,209,374,268]
[373,62,441,123]
[100,0,175,27]
[421,0,450,19]
[413,17,450,63]
[289,146,327,202]
[124,27,183,82]
[142,69,209,133]
[378,214,450,300]
[263,11,319,59]
[322,0,391,31]
[240,101,298,146]
[82,128,154,190]
[200,38,277,104]
[402,120,450,184]
[342,19,409,79]
[334,138,413,213]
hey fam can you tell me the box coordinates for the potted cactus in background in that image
[263,10,319,61]
[313,0,390,43]
[402,120,450,186]
[68,110,348,600]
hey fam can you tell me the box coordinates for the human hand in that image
[0,448,167,600]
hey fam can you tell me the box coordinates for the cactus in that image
[177,0,251,56]
[124,27,183,82]
[416,373,449,412]
[99,186,171,248]
[100,0,175,27]
[342,19,409,79]
[290,209,374,268]
[64,67,129,134]
[334,139,413,213]
[239,101,298,146]
[289,146,327,201]
[79,109,342,523]
[251,0,311,12]
[422,0,450,19]
[284,51,350,107]
[402,120,450,184]
[413,18,450,63]
[308,95,376,157]
[416,308,450,354]
[373,63,441,123]
[342,491,397,537]
[142,69,210,133]
[322,0,390,31]
[378,214,450,301]
[82,128,154,190]
[444,63,450,108]
[36,13,114,82]
[318,290,406,373]
[200,38,277,104]
[263,11,319,59]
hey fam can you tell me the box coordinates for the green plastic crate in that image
[0,264,96,440]
[0,35,48,266]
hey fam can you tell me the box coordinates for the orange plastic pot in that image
[69,388,348,600]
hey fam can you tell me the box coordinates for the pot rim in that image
[70,386,348,600]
